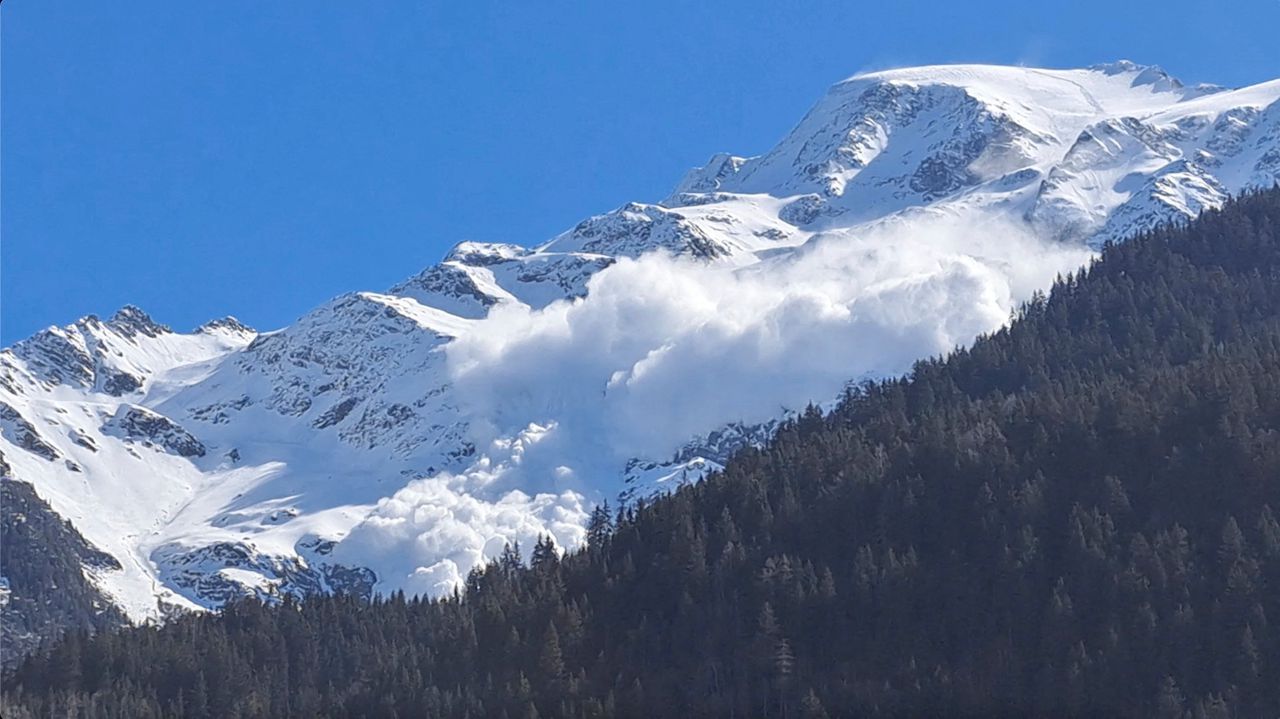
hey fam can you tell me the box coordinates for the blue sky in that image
[3,1,1278,343]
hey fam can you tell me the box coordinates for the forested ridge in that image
[0,466,126,671]
[6,188,1280,718]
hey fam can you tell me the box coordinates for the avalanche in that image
[3,61,1279,621]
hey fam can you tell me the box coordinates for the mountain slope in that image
[0,475,126,669]
[8,187,1280,719]
[2,62,1279,635]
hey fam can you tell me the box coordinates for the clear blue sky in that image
[3,1,1278,343]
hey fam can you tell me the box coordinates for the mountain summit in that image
[3,62,1279,640]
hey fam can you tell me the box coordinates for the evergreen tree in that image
[10,188,1280,718]
[586,502,613,549]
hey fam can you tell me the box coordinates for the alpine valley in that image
[3,61,1279,658]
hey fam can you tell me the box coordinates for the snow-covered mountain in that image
[3,62,1279,632]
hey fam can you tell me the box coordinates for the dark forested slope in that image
[7,188,1280,718]
[0,464,126,671]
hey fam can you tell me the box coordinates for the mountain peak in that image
[4,61,1279,630]
[668,61,1265,209]
[108,305,169,338]
[196,316,256,336]
[1087,59,1199,93]
[839,60,1181,89]
[1089,59,1172,80]
[443,241,529,266]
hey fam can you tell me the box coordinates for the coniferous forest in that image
[6,188,1280,717]
[0,475,125,669]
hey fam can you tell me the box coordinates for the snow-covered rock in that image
[3,62,1279,625]
[102,405,206,458]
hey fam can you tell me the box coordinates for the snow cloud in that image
[446,211,1093,481]
[335,454,589,597]
[340,210,1094,597]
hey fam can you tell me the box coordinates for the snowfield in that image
[3,62,1279,619]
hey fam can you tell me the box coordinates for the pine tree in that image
[11,188,1280,719]
[1219,516,1247,568]
[531,536,559,573]
[499,542,524,575]
[538,622,565,685]
[586,502,613,549]
[1154,675,1186,719]
[800,688,830,719]
[1257,505,1280,559]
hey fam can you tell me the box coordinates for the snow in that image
[2,61,1278,620]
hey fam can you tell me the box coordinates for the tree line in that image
[6,188,1280,717]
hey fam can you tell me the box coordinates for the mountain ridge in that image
[3,61,1279,642]
[10,186,1280,719]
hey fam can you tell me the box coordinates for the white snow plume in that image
[21,62,1271,612]
[334,425,589,597]
[220,211,1092,599]
[338,212,1093,598]
[445,211,1094,480]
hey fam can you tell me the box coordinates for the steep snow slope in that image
[3,62,1279,623]
[0,311,258,617]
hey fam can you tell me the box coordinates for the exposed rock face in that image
[0,403,61,462]
[155,541,375,608]
[390,263,505,319]
[103,406,206,458]
[101,369,143,397]
[779,194,831,226]
[313,397,360,429]
[107,305,171,339]
[621,418,786,504]
[548,203,731,259]
[197,316,255,335]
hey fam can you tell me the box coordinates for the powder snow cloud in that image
[338,210,1094,596]
[334,425,590,596]
[445,211,1094,482]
